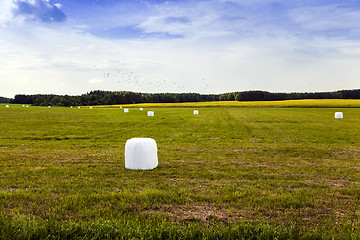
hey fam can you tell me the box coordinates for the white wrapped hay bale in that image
[147,111,154,117]
[124,108,129,113]
[125,138,158,170]
[26,105,29,108]
[120,106,122,108]
[140,108,143,111]
[193,110,199,115]
[78,106,80,108]
[22,105,25,107]
[89,107,92,109]
[5,105,9,108]
[48,106,51,108]
[335,112,343,119]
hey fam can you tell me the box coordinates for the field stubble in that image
[0,103,360,237]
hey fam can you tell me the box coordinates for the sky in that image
[1,0,360,98]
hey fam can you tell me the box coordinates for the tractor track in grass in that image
[167,110,210,142]
[227,108,296,143]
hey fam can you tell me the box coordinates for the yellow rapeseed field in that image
[92,99,360,108]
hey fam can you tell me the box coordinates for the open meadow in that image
[1,102,360,239]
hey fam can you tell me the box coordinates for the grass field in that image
[1,102,360,239]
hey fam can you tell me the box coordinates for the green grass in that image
[1,103,360,239]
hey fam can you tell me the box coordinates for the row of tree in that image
[220,89,360,101]
[11,91,218,106]
[9,89,360,106]
[0,96,11,103]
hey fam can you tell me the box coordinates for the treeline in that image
[11,91,218,106]
[10,89,360,106]
[220,89,360,101]
[0,96,11,103]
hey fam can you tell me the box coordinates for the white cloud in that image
[0,0,16,24]
[288,5,360,34]
[10,0,66,23]
[54,3,61,9]
[137,1,236,40]
[88,78,104,84]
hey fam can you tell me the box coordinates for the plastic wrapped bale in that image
[125,138,158,170]
[120,106,122,108]
[335,112,343,119]
[26,105,29,108]
[193,110,199,115]
[124,108,129,113]
[5,105,9,108]
[22,105,25,107]
[48,106,51,108]
[140,108,143,111]
[89,107,92,109]
[147,111,154,117]
[78,107,80,108]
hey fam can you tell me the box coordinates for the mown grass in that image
[1,102,360,239]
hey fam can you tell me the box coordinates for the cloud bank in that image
[1,0,360,98]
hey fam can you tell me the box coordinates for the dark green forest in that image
[0,96,11,103]
[6,89,360,106]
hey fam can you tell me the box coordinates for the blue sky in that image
[1,0,360,98]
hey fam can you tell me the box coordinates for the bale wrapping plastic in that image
[147,111,154,117]
[140,108,143,111]
[5,105,9,108]
[335,112,343,119]
[193,110,199,115]
[124,108,129,113]
[125,138,158,170]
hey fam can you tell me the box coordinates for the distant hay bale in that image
[5,105,9,108]
[48,106,51,108]
[124,108,129,113]
[78,107,80,108]
[120,106,122,108]
[26,105,29,108]
[140,108,143,111]
[147,111,154,117]
[335,112,343,119]
[193,110,199,115]
[22,105,25,107]
[70,106,73,108]
[125,138,158,170]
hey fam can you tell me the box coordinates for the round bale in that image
[125,138,158,170]
[335,112,343,119]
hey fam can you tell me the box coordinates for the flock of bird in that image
[93,66,213,92]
